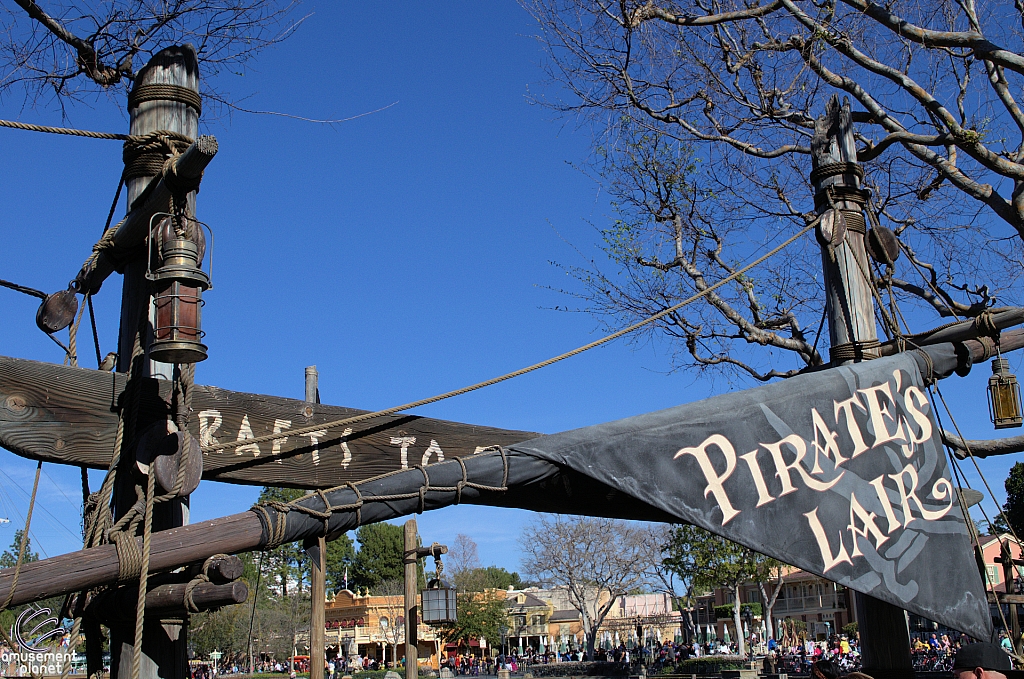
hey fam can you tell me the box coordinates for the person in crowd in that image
[954,641,1013,679]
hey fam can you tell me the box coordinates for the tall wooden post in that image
[111,45,200,679]
[308,366,327,679]
[811,95,912,679]
[404,520,419,679]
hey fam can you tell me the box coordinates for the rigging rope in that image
[0,118,129,140]
[0,461,43,654]
[207,218,820,455]
[0,277,47,299]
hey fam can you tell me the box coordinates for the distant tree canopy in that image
[351,523,405,592]
[997,462,1024,536]
[0,529,39,569]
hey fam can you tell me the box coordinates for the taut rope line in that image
[205,219,820,455]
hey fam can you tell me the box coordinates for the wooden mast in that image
[308,366,327,679]
[404,520,419,679]
[811,95,913,679]
[112,45,201,679]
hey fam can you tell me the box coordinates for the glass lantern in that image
[421,578,457,624]
[149,237,210,364]
[988,358,1023,429]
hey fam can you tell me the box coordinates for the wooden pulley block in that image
[816,209,847,247]
[35,287,79,334]
[866,225,900,265]
[135,422,202,496]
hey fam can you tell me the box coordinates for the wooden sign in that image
[0,356,538,489]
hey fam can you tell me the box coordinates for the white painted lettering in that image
[675,434,741,525]
[810,408,847,474]
[739,450,774,507]
[833,395,869,458]
[198,410,222,450]
[848,492,889,557]
[305,430,327,466]
[421,439,444,465]
[858,382,908,448]
[903,385,934,444]
[763,434,843,494]
[805,507,852,572]
[391,436,416,469]
[271,419,291,465]
[868,474,902,534]
[340,427,353,468]
[235,415,261,457]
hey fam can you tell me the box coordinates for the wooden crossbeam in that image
[0,355,538,489]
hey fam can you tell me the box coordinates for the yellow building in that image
[324,589,442,669]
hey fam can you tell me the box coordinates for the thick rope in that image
[0,118,130,140]
[129,84,202,117]
[0,460,43,614]
[66,293,89,367]
[210,219,819,455]
[131,470,157,679]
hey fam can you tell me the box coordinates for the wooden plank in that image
[0,355,539,489]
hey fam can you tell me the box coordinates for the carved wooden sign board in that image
[0,356,537,489]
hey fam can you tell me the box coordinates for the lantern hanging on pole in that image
[420,547,457,624]
[988,357,1023,429]
[148,215,211,364]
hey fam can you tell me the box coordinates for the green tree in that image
[351,523,405,592]
[325,533,357,592]
[258,487,307,596]
[473,566,523,592]
[998,462,1024,536]
[664,525,776,656]
[0,530,40,568]
[434,592,510,651]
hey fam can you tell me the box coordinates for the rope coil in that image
[829,339,882,364]
[809,161,865,185]
[129,84,202,117]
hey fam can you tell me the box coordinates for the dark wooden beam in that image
[0,512,262,609]
[0,355,539,489]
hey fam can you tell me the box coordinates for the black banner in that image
[511,352,990,639]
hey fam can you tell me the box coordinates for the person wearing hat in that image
[954,642,1013,679]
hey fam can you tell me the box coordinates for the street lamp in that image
[499,625,509,658]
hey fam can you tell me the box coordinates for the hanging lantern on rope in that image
[420,546,457,624]
[148,217,210,364]
[988,358,1023,429]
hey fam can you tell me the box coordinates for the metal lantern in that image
[421,577,457,624]
[150,236,210,364]
[988,358,1023,429]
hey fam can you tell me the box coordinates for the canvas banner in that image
[511,352,991,639]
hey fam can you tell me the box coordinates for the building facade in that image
[323,589,442,668]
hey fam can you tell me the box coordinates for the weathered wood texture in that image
[308,366,326,679]
[0,355,539,489]
[112,44,201,679]
[812,96,878,356]
[0,512,262,609]
[87,581,249,624]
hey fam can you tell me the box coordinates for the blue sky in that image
[0,1,1019,573]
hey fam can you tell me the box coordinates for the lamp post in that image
[742,607,753,656]
[403,519,453,679]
